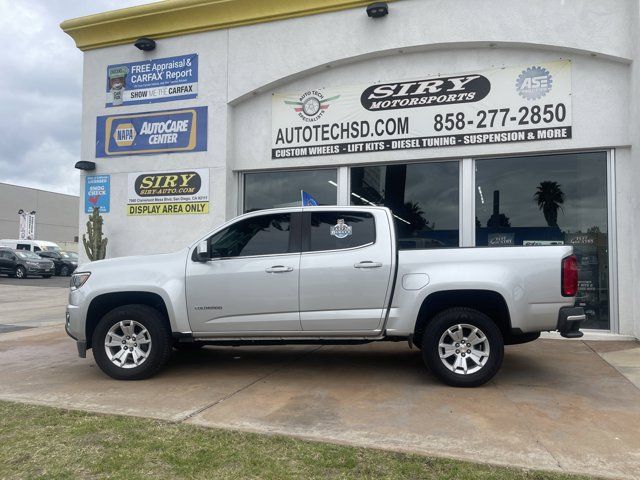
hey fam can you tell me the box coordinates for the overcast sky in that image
[0,0,153,196]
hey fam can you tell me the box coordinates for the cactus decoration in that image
[83,206,108,261]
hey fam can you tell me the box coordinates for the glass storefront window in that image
[475,152,609,329]
[350,162,459,249]
[243,169,337,212]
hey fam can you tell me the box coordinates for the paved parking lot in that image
[0,276,68,327]
[0,281,639,479]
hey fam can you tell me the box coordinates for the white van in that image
[0,239,61,253]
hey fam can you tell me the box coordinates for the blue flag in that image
[301,190,318,206]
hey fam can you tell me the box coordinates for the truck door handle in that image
[354,261,383,269]
[265,265,294,273]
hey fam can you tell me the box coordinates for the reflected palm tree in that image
[534,181,565,227]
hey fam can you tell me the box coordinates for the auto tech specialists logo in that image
[516,66,553,100]
[284,89,340,122]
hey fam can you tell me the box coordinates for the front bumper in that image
[65,305,87,358]
[557,306,585,338]
[27,264,54,275]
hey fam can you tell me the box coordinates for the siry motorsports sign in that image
[96,107,207,157]
[126,169,209,216]
[272,60,572,159]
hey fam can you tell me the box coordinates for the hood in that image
[77,248,189,274]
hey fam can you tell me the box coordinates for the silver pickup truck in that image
[66,206,584,387]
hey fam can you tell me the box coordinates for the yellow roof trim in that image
[61,0,396,51]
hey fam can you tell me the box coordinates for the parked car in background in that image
[37,251,78,276]
[0,248,55,278]
[0,239,61,253]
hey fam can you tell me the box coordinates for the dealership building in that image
[62,0,640,338]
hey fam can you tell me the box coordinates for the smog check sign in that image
[96,107,207,157]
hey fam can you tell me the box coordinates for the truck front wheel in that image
[92,304,173,380]
[422,307,504,387]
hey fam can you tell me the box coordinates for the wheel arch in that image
[413,289,511,346]
[85,292,171,349]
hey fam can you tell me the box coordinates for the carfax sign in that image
[126,169,209,216]
[272,60,572,159]
[106,54,198,107]
[84,175,110,213]
[96,106,207,157]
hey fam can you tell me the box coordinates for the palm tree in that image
[534,181,565,227]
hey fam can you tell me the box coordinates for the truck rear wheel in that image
[422,307,504,387]
[92,304,172,380]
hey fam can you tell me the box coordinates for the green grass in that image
[0,400,594,480]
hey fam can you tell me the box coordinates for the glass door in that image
[474,151,610,329]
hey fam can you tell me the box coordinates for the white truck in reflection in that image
[66,206,584,387]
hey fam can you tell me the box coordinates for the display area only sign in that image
[272,61,572,159]
[106,54,198,107]
[126,169,209,216]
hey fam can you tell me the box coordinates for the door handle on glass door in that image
[354,261,383,269]
[265,265,294,273]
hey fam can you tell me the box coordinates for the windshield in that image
[64,252,78,260]
[16,251,42,260]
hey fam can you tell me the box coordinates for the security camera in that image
[134,37,156,51]
[366,2,389,18]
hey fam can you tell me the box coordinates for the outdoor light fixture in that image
[366,2,389,18]
[75,161,96,171]
[134,37,156,51]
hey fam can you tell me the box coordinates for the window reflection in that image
[475,152,609,329]
[244,169,337,213]
[350,162,459,248]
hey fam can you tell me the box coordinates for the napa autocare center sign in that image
[272,61,572,159]
[85,175,110,213]
[127,169,209,216]
[106,54,198,107]
[96,107,207,157]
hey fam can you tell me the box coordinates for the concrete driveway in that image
[1,281,639,479]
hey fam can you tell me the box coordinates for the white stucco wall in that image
[77,0,639,336]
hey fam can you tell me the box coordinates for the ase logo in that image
[516,66,553,100]
[284,89,340,122]
[113,123,136,147]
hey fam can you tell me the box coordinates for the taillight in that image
[562,255,578,297]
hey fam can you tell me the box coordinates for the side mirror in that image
[195,240,210,262]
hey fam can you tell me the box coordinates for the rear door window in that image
[307,211,375,252]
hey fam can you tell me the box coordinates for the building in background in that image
[61,0,640,338]
[0,182,79,249]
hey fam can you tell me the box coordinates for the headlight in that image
[70,272,91,290]
[26,261,39,267]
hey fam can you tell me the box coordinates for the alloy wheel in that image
[104,320,152,369]
[438,323,490,375]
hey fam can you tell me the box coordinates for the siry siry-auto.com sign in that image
[126,169,210,216]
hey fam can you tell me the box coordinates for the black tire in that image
[42,275,52,279]
[92,304,172,380]
[60,265,70,276]
[15,266,27,279]
[173,342,205,351]
[422,307,504,387]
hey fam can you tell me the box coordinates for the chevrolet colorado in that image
[66,206,584,387]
